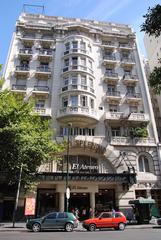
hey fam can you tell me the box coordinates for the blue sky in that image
[0,0,160,66]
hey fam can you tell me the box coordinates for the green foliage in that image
[129,127,148,138]
[141,4,161,37]
[0,90,65,188]
[148,66,161,94]
[0,64,4,87]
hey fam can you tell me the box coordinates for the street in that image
[0,228,161,240]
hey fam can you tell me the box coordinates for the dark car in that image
[82,211,127,231]
[26,212,79,232]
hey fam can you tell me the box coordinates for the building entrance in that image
[68,193,90,220]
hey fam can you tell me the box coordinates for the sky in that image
[0,0,160,67]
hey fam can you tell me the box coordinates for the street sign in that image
[66,187,70,199]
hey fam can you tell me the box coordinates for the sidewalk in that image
[0,222,159,232]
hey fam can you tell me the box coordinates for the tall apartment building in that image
[144,35,161,141]
[1,12,161,220]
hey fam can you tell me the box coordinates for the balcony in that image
[57,106,98,127]
[62,65,94,76]
[19,34,35,45]
[122,74,139,85]
[110,136,156,146]
[103,72,119,84]
[104,112,124,122]
[38,49,53,62]
[34,107,51,117]
[105,91,121,102]
[18,48,33,60]
[126,92,142,104]
[119,43,133,50]
[15,66,30,77]
[35,66,51,79]
[128,113,149,124]
[32,85,49,95]
[101,41,116,49]
[61,84,95,95]
[11,84,27,92]
[63,48,91,58]
[39,36,54,45]
[121,57,135,67]
[103,55,117,65]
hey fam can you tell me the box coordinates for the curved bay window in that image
[57,155,98,173]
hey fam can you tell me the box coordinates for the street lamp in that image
[65,123,72,212]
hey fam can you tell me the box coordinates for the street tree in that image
[141,4,161,94]
[0,90,65,189]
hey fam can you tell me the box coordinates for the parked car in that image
[82,211,127,231]
[26,212,79,232]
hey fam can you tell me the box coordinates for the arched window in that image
[138,155,150,172]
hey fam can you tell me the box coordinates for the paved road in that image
[0,228,161,240]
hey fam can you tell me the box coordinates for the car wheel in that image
[89,224,96,232]
[118,223,125,231]
[65,223,74,232]
[32,223,41,232]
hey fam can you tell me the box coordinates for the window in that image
[81,58,86,66]
[108,85,116,93]
[62,97,68,107]
[115,213,122,218]
[138,155,150,172]
[71,95,78,106]
[81,95,87,107]
[16,79,26,85]
[109,104,118,112]
[80,42,86,51]
[65,42,70,51]
[81,75,87,86]
[72,57,78,66]
[64,77,69,86]
[89,60,92,69]
[57,213,68,219]
[64,59,69,67]
[106,68,114,74]
[129,106,138,113]
[101,213,112,218]
[35,100,45,108]
[127,86,135,94]
[37,80,47,86]
[90,98,94,109]
[71,75,78,85]
[89,78,93,88]
[72,41,78,51]
[111,127,121,137]
[46,213,57,219]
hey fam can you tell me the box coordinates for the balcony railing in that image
[34,107,51,116]
[59,106,97,118]
[106,91,121,97]
[126,92,141,98]
[12,84,27,90]
[39,49,52,55]
[119,43,133,48]
[33,86,49,92]
[128,113,149,122]
[105,72,118,78]
[121,57,135,64]
[64,48,88,55]
[62,65,94,75]
[16,66,30,71]
[61,84,95,94]
[105,112,123,121]
[19,49,33,54]
[110,137,155,146]
[36,66,51,72]
[103,55,116,61]
[123,74,138,80]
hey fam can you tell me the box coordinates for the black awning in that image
[37,172,136,184]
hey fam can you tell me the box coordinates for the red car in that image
[82,211,127,231]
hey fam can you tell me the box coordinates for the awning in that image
[129,197,155,205]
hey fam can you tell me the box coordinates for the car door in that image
[56,212,68,229]
[41,212,57,229]
[98,213,113,228]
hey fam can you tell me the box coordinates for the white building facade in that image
[2,13,161,219]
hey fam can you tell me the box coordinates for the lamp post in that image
[12,164,23,228]
[65,123,72,212]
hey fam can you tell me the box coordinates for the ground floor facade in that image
[0,139,161,221]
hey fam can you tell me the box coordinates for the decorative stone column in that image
[90,192,95,217]
[59,192,65,212]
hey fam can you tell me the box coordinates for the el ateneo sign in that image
[70,139,106,154]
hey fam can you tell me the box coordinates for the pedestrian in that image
[82,208,86,220]
[75,208,79,219]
